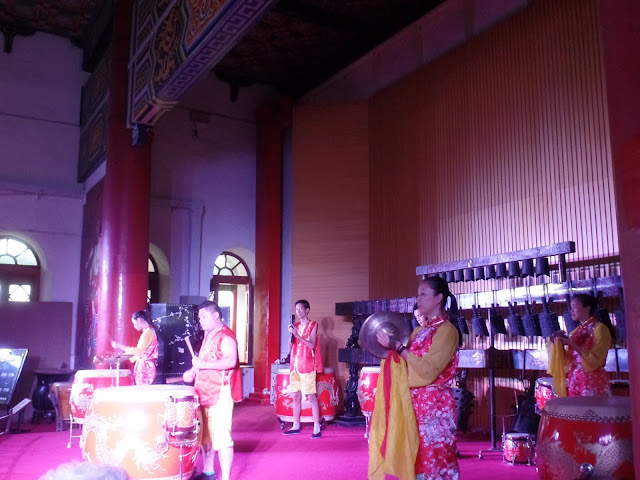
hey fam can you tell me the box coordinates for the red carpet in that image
[0,401,540,479]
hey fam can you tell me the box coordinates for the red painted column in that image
[253,99,292,399]
[598,1,640,474]
[96,0,152,357]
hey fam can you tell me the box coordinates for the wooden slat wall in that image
[369,0,617,299]
[291,102,369,397]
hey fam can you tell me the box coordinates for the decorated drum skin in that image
[502,432,533,464]
[534,377,557,413]
[536,396,633,480]
[275,367,339,422]
[81,385,201,480]
[70,369,133,421]
[357,366,380,416]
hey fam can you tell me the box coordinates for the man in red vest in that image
[184,301,242,480]
[283,299,323,438]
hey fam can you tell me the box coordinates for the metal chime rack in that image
[336,241,626,450]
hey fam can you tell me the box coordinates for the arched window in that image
[0,236,40,302]
[210,252,253,364]
[148,255,159,304]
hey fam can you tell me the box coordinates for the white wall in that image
[0,33,88,366]
[151,74,277,301]
[0,33,278,363]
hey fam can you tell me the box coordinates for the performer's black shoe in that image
[283,428,301,435]
[311,431,321,439]
[191,472,216,480]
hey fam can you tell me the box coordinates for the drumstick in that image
[184,336,196,358]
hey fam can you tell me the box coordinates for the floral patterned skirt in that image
[567,366,611,397]
[411,386,459,480]
[133,359,157,385]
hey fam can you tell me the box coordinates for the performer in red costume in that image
[283,299,323,438]
[111,310,158,385]
[549,293,614,397]
[376,277,460,480]
[183,301,242,480]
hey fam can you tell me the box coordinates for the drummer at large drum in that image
[183,301,243,480]
[548,293,615,397]
[111,310,158,385]
[375,277,461,480]
[283,299,323,439]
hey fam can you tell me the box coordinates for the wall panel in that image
[369,0,617,299]
[291,102,369,397]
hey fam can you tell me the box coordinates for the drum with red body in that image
[275,367,338,422]
[534,377,557,414]
[610,379,630,397]
[502,432,534,465]
[70,369,133,421]
[81,385,201,480]
[357,366,380,417]
[536,396,633,480]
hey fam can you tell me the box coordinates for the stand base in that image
[248,392,271,404]
[333,414,366,427]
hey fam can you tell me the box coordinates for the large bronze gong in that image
[358,311,411,359]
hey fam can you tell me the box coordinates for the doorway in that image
[210,252,253,364]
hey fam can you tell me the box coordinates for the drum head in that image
[543,396,631,421]
[359,311,410,359]
[536,377,553,387]
[92,384,197,403]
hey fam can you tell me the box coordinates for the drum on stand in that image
[81,385,201,480]
[68,368,133,447]
[70,369,134,421]
[536,396,633,480]
[502,432,534,465]
[610,379,630,397]
[534,377,557,414]
[275,367,339,426]
[357,366,380,439]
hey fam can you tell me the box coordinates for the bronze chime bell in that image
[508,260,521,277]
[484,265,497,279]
[521,258,534,277]
[464,268,474,282]
[454,269,465,283]
[489,305,507,335]
[539,298,560,337]
[471,305,489,336]
[495,263,508,278]
[507,302,525,336]
[474,266,485,280]
[535,257,550,277]
[522,300,542,336]
[446,271,455,283]
[452,312,469,335]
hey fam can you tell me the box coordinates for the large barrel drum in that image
[70,369,133,421]
[534,377,557,414]
[275,367,339,422]
[536,396,633,480]
[81,384,201,480]
[357,366,380,417]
